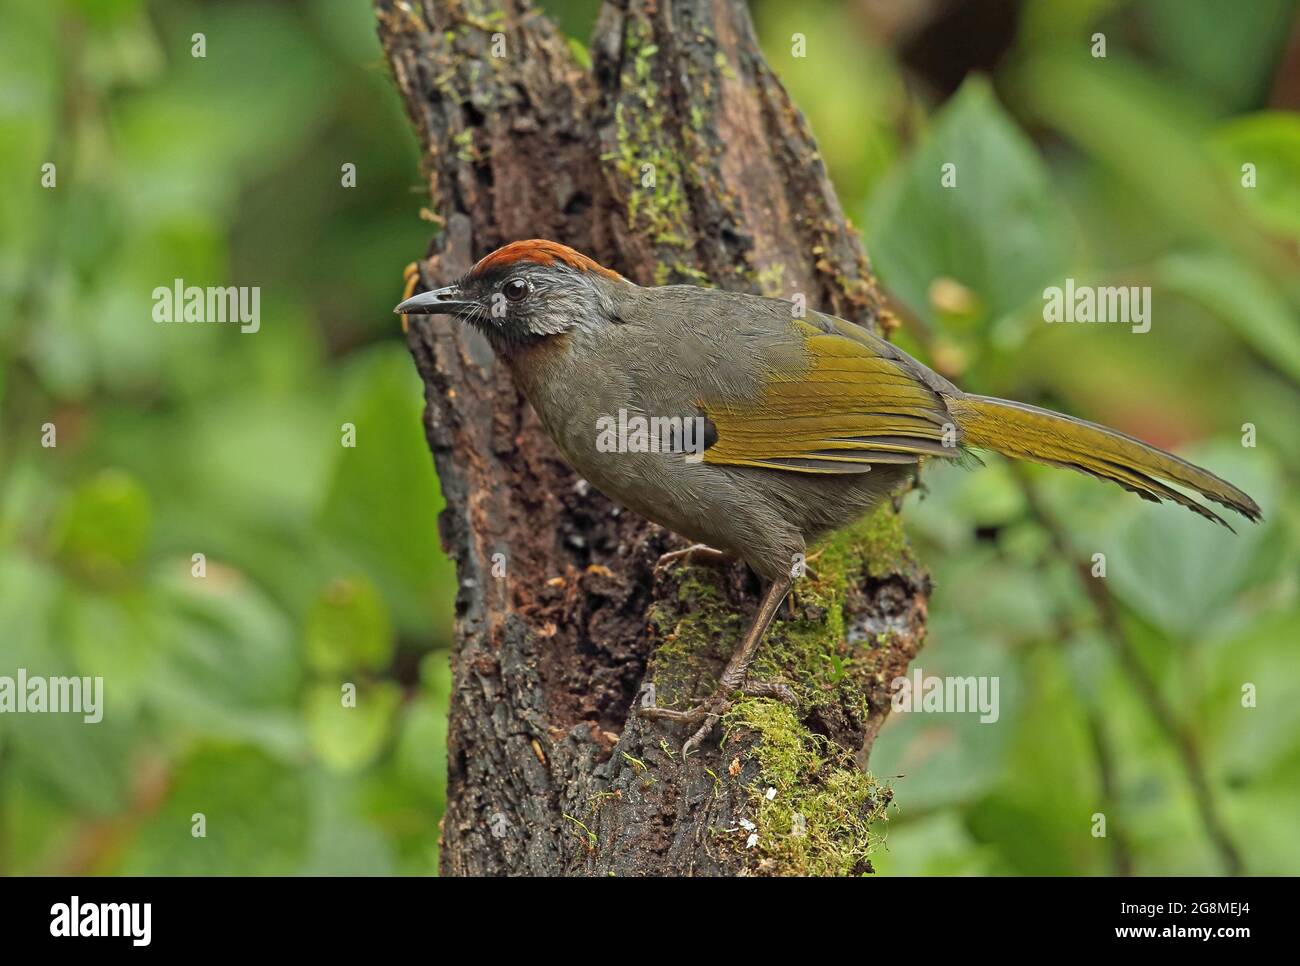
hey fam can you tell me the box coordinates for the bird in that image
[396,239,1261,755]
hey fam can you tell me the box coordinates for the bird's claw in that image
[653,543,732,576]
[641,696,726,756]
[640,680,797,756]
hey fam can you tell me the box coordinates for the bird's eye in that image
[502,277,530,303]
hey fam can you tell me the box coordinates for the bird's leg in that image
[642,574,795,756]
[653,542,734,574]
[714,574,793,694]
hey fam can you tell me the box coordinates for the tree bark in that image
[376,0,931,876]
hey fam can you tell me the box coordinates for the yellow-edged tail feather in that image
[947,395,1261,530]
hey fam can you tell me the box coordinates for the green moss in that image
[458,4,504,32]
[645,503,916,875]
[648,569,738,705]
[854,503,911,579]
[598,14,737,287]
[606,98,690,248]
[723,700,890,876]
[649,506,912,715]
[598,18,690,250]
[806,502,911,585]
[567,36,592,70]
[562,814,598,853]
[452,129,479,163]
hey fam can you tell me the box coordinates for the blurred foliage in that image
[2,0,448,875]
[2,0,1298,876]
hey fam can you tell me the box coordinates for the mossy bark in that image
[375,0,930,876]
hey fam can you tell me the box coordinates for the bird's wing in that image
[698,313,964,475]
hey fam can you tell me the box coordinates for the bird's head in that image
[395,240,628,349]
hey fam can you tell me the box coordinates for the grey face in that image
[395,262,607,347]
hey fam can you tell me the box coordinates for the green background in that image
[1,0,1297,875]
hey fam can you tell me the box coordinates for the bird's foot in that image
[641,679,796,757]
[654,543,733,576]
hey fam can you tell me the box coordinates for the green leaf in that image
[300,771,395,874]
[1087,443,1281,640]
[303,575,393,674]
[4,710,136,819]
[305,681,402,772]
[122,744,309,874]
[964,647,1109,875]
[1153,249,1300,386]
[866,76,1072,333]
[150,572,304,756]
[1200,610,1300,780]
[114,3,330,198]
[905,458,1026,550]
[318,347,453,634]
[1211,111,1300,243]
[62,587,165,715]
[871,810,997,876]
[51,470,152,583]
[1006,50,1268,266]
[1136,0,1295,113]
[866,633,1023,811]
[567,37,592,70]
[0,553,59,668]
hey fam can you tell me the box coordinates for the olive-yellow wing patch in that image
[700,319,961,474]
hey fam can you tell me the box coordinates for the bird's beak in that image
[394,284,475,316]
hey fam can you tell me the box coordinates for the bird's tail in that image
[947,394,1261,530]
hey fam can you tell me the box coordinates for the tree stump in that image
[376,0,930,876]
